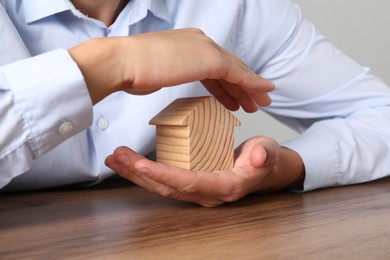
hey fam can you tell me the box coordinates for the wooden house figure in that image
[149,96,241,171]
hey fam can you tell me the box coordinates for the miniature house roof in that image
[149,96,240,127]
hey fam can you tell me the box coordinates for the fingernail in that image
[116,154,130,166]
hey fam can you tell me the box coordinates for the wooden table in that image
[1,176,389,259]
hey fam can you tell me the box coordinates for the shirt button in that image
[58,121,74,136]
[97,117,109,130]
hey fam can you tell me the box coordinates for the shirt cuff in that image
[3,49,93,157]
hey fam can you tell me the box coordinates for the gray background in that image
[233,0,390,146]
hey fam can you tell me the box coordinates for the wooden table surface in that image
[1,176,389,259]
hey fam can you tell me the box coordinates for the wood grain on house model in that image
[149,96,240,171]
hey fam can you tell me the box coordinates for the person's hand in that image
[69,28,275,112]
[104,137,305,207]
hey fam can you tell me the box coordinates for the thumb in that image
[250,143,268,169]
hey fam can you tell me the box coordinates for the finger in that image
[108,147,248,204]
[105,154,160,193]
[106,151,227,206]
[106,148,201,197]
[233,78,274,107]
[202,79,266,113]
[202,75,273,112]
[251,90,273,107]
[136,161,235,197]
[218,79,260,112]
[113,147,240,198]
[134,169,226,207]
[250,140,279,169]
[106,153,180,199]
[201,79,240,111]
[106,150,177,196]
[250,143,268,169]
[134,167,226,206]
[217,47,276,104]
[136,165,230,206]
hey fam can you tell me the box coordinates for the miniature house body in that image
[149,96,240,171]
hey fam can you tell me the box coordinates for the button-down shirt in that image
[1,0,390,191]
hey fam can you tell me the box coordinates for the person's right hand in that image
[69,28,275,112]
[104,136,305,207]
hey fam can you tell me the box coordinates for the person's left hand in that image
[105,136,304,207]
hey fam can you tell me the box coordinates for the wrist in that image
[279,146,305,190]
[68,37,124,104]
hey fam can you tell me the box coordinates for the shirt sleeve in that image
[0,5,93,188]
[241,0,390,191]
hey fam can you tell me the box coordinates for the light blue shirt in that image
[1,0,390,191]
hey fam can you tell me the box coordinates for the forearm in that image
[0,50,92,189]
[284,106,390,191]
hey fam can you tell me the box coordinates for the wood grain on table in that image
[1,176,389,259]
